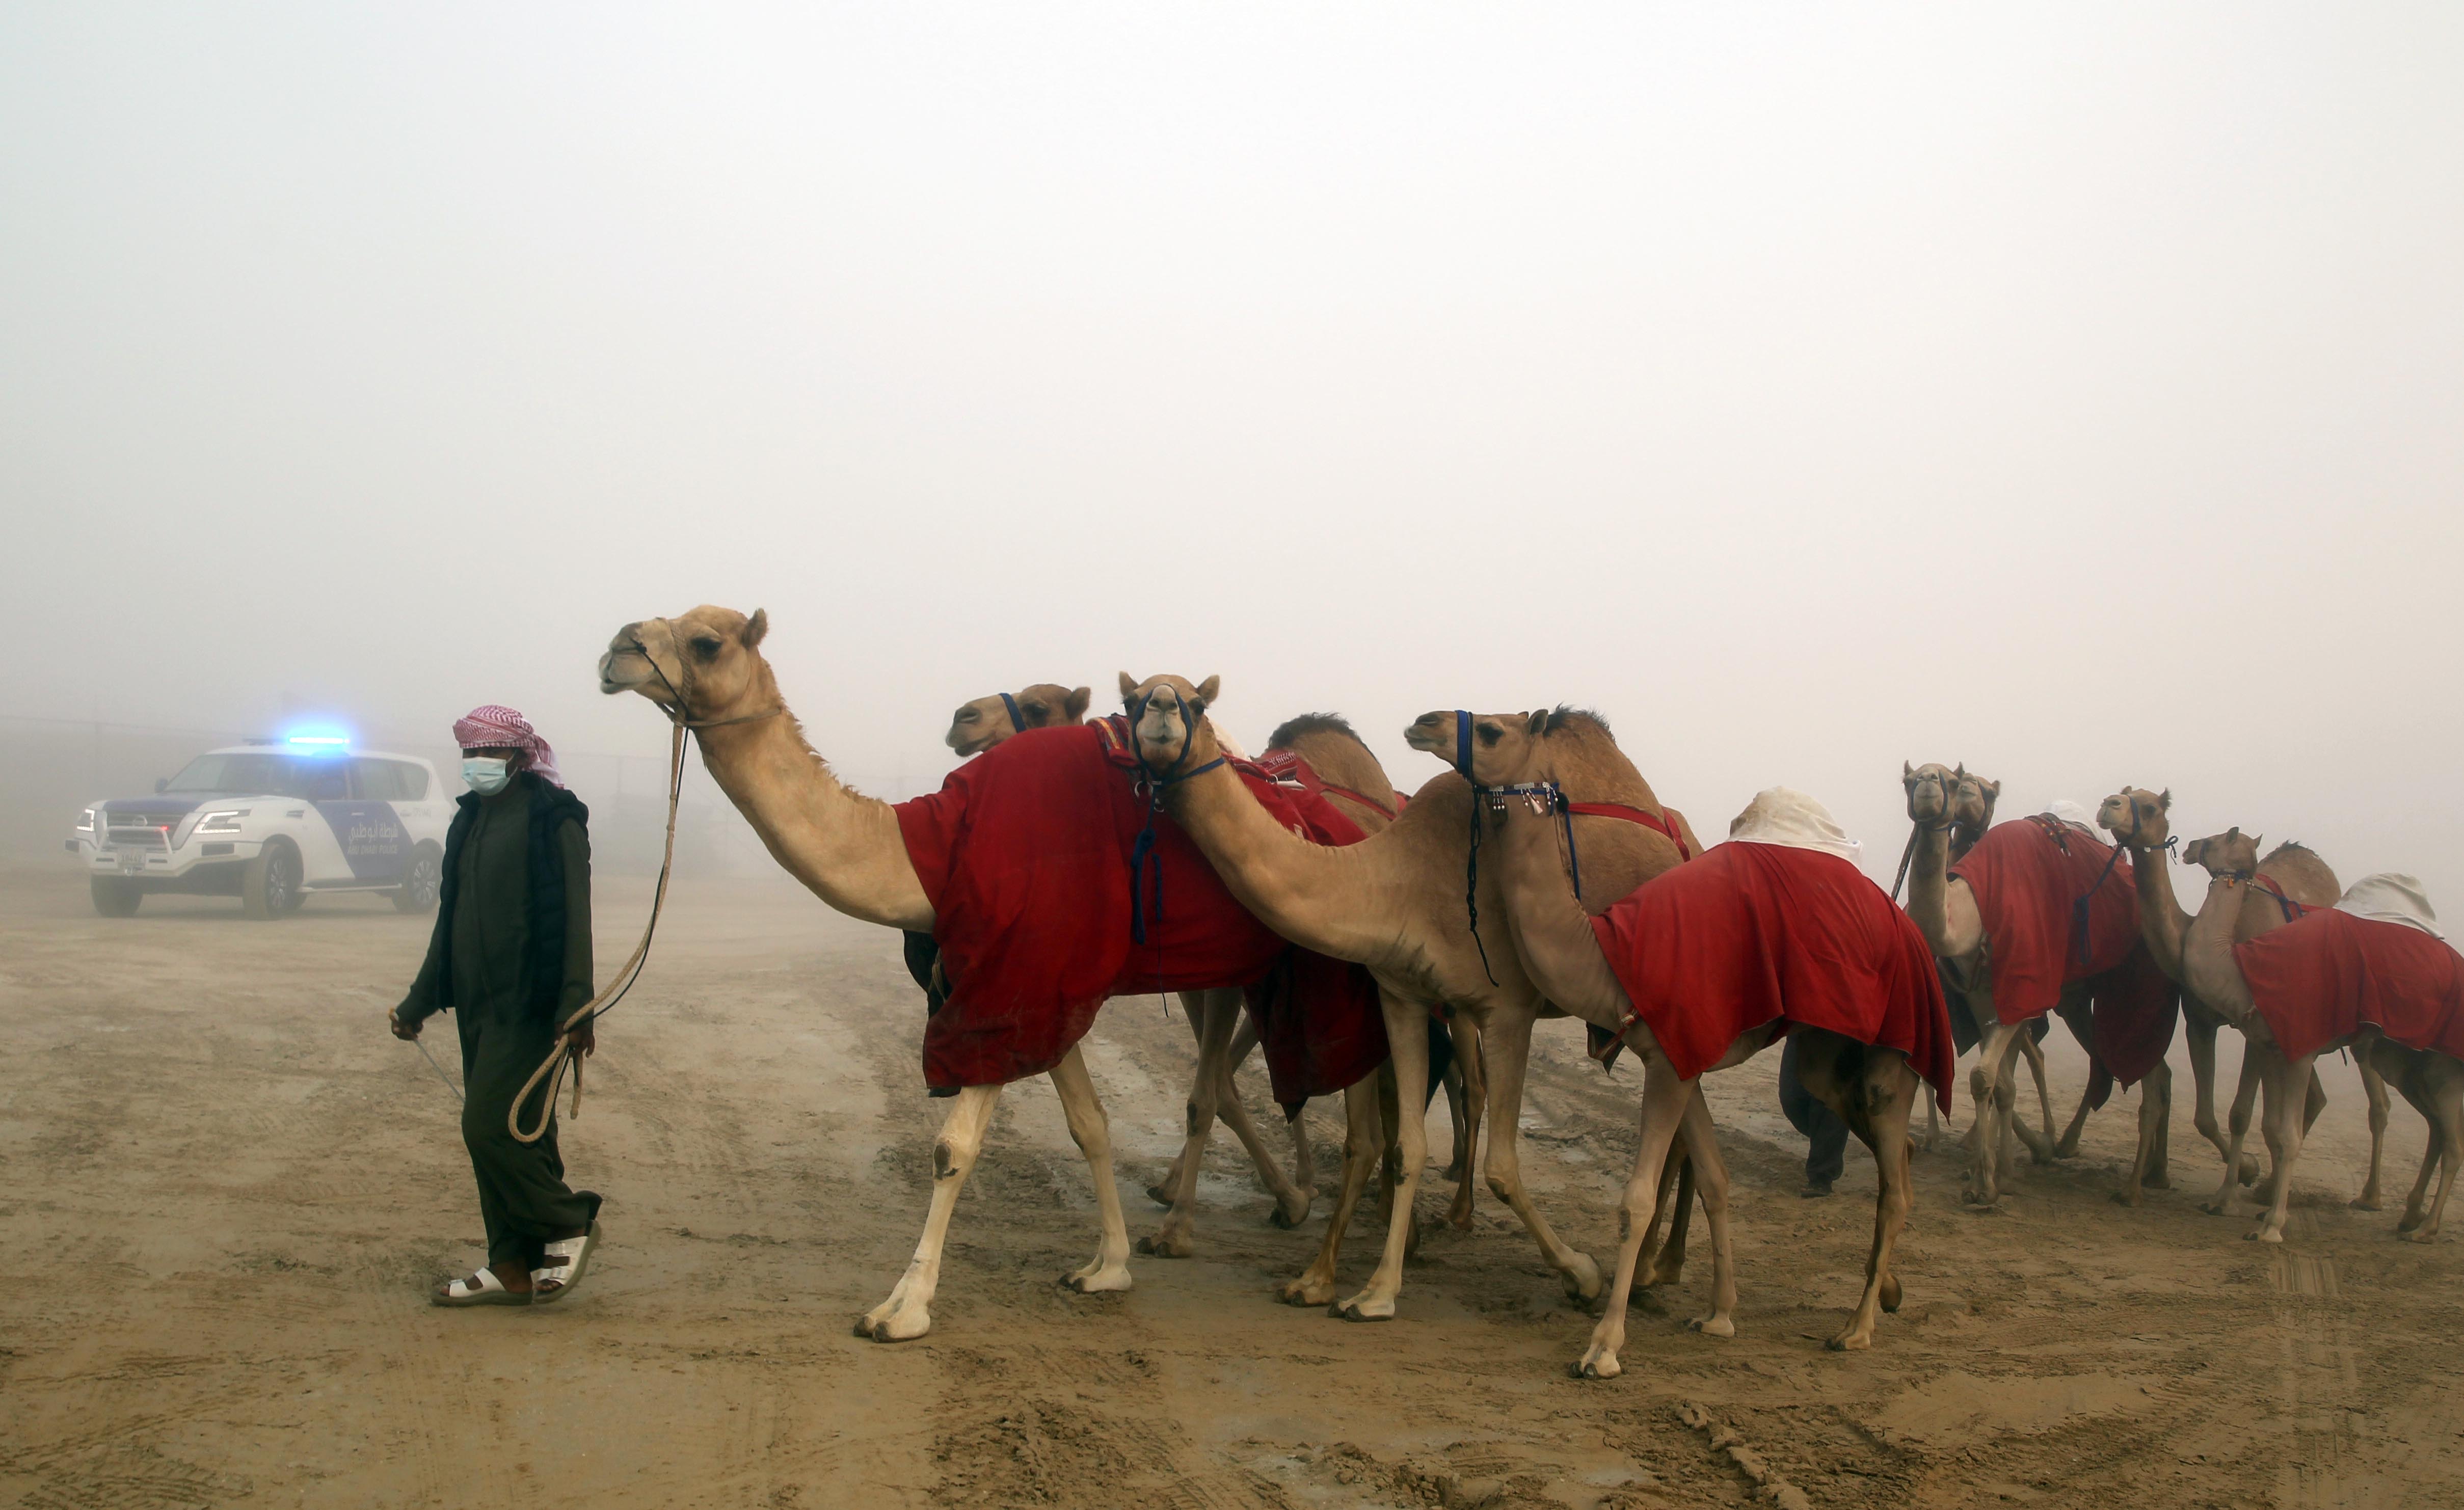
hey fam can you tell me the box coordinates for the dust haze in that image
[7,6,2459,888]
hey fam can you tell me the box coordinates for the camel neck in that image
[1904,821,1957,957]
[1161,759,1393,969]
[1490,800,1629,1030]
[689,703,932,931]
[2127,841,2192,981]
[2180,874,2257,1027]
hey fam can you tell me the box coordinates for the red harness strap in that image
[1319,784,1401,821]
[1563,800,1691,862]
[2252,873,2315,923]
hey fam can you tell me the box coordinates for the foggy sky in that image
[6,6,2460,902]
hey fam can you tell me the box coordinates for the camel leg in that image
[2113,1061,2171,1206]
[1832,1063,1919,1351]
[858,1083,1003,1342]
[1335,992,1432,1321]
[1573,1057,1691,1380]
[2023,1029,2070,1164]
[1635,1154,1695,1291]
[2207,1046,2268,1212]
[2395,1118,2440,1234]
[2408,1080,2464,1244]
[2183,1009,2231,1173]
[1287,1098,1315,1196]
[1150,992,1214,1205]
[1673,1088,1733,1337]
[1211,1009,1314,1227]
[1048,1046,1133,1293]
[2249,1053,2320,1244]
[1965,1023,2028,1206]
[1444,1016,1485,1229]
[1371,1066,1421,1262]
[2353,1057,2392,1211]
[1141,988,1244,1258]
[1280,1077,1381,1307]
[1479,1008,1605,1303]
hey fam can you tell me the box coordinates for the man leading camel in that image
[389,706,604,1306]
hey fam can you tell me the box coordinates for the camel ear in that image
[2252,834,2264,852]
[1118,671,1139,700]
[1953,763,1968,779]
[741,608,768,649]
[1525,710,1548,736]
[2226,826,2241,840]
[1064,687,1091,722]
[2158,789,2172,810]
[1903,760,1916,780]
[1982,779,2001,798]
[1196,675,1221,706]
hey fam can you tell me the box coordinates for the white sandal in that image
[434,1266,527,1307]
[530,1221,602,1304]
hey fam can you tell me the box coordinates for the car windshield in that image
[163,752,318,797]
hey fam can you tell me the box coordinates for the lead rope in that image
[507,627,782,1144]
[999,691,1027,737]
[1454,712,1500,987]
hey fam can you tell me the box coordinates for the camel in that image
[2177,832,2464,1243]
[1467,740,1937,1368]
[935,679,1324,1249]
[1122,680,1698,1321]
[2094,789,2386,1214]
[1899,763,2173,1206]
[597,607,1360,1340]
[945,683,1091,756]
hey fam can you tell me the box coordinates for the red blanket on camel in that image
[895,719,1385,1098]
[1947,817,2178,1093]
[1590,841,1955,1113]
[2235,908,2464,1063]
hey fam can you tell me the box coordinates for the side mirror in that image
[154,777,169,793]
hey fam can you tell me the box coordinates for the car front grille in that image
[106,820,174,849]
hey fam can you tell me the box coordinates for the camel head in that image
[598,605,773,723]
[1404,709,1540,785]
[1901,761,1997,832]
[2183,826,2263,879]
[945,683,1091,756]
[1119,671,1222,778]
[2097,787,2174,851]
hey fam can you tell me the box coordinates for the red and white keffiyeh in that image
[452,704,565,788]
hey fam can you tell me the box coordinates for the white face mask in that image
[462,757,512,795]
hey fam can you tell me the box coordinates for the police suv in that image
[68,738,454,919]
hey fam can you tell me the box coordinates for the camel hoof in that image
[2201,1201,2232,1218]
[2403,1229,2439,1246]
[1562,1253,1606,1305]
[2247,1228,2283,1244]
[2144,1172,2172,1190]
[2351,1196,2385,1212]
[1330,1296,1395,1323]
[2109,1189,2142,1207]
[2237,1156,2262,1187]
[1961,1197,2002,1215]
[1134,1231,1193,1259]
[1144,1183,1175,1208]
[1279,1280,1335,1307]
[1061,1264,1133,1294]
[1269,1198,1310,1230]
[1688,1315,1734,1339]
[1572,1350,1622,1380]
[859,1310,930,1343]
[1826,1330,1872,1352]
[1880,1277,1903,1313]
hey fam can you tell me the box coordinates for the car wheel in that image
[90,877,142,917]
[241,842,301,920]
[393,844,442,914]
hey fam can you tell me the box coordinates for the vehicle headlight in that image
[77,808,95,832]
[194,810,248,836]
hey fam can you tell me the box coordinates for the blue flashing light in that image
[284,726,353,753]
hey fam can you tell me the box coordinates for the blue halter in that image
[998,691,1026,736]
[1124,688,1227,947]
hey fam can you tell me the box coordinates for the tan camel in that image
[1122,678,1698,1322]
[2095,789,2386,1214]
[934,680,1321,1248]
[945,684,1091,756]
[1900,762,2100,1206]
[597,606,1142,1342]
[2177,832,2464,1243]
[1469,741,1929,1368]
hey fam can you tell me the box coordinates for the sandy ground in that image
[4,864,2462,1510]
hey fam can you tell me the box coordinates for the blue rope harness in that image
[1125,690,1226,947]
[998,691,1026,736]
[2072,807,2173,967]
